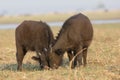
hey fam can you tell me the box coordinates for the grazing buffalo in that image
[15,20,54,71]
[49,13,93,69]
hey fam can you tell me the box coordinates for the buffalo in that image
[49,13,93,69]
[15,20,54,71]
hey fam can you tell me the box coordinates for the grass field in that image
[0,23,120,80]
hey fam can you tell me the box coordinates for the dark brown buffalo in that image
[15,20,54,71]
[49,13,93,69]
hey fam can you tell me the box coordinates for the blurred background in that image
[0,0,120,29]
[0,0,120,15]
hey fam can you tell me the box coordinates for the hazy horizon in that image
[0,0,120,15]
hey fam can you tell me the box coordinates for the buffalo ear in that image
[55,49,64,56]
[32,56,40,61]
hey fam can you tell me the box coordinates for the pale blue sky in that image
[0,0,120,15]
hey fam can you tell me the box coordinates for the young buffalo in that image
[15,20,54,71]
[49,13,93,69]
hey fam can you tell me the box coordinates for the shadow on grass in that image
[0,63,41,71]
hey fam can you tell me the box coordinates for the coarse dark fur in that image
[15,20,54,71]
[49,13,93,69]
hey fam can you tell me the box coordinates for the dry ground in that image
[0,23,120,80]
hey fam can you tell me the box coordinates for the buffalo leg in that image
[76,46,83,67]
[77,53,83,66]
[67,49,77,69]
[67,49,74,61]
[83,47,88,66]
[16,45,26,71]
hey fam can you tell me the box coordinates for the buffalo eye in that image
[55,49,64,56]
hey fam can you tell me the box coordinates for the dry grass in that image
[0,10,120,24]
[0,23,120,80]
[84,10,120,20]
[0,13,73,24]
